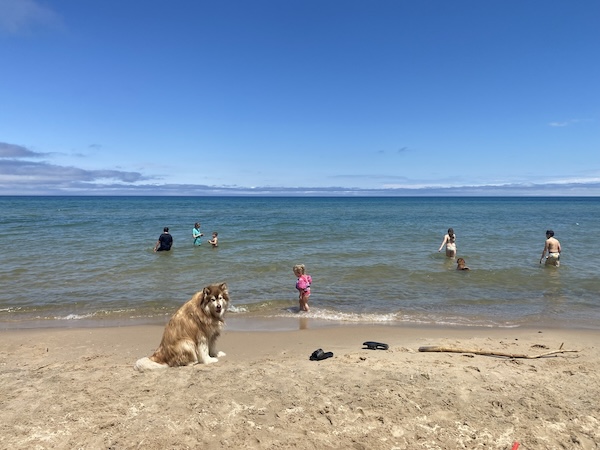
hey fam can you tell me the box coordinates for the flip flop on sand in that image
[309,349,334,361]
[363,341,389,350]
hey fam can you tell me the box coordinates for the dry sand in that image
[1,322,599,449]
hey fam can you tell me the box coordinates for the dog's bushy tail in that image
[134,356,168,372]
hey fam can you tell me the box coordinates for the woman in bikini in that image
[438,228,457,258]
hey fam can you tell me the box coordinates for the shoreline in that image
[1,323,599,448]
[2,312,600,332]
[3,321,599,351]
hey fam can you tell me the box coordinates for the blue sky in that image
[1,0,599,196]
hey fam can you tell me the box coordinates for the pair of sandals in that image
[309,341,389,361]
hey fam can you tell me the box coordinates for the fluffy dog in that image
[456,258,470,271]
[134,283,229,372]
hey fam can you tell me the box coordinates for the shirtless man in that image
[540,229,561,267]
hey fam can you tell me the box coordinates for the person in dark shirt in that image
[154,227,173,252]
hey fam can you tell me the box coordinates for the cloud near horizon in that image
[0,141,150,189]
[1,141,600,196]
[0,142,49,158]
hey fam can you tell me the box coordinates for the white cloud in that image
[0,142,48,158]
[0,0,62,34]
[548,119,591,128]
[2,140,600,196]
[0,141,151,189]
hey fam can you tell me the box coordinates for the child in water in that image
[208,231,218,247]
[293,264,312,312]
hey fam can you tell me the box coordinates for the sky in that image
[0,0,599,196]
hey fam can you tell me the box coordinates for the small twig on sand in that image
[418,346,578,359]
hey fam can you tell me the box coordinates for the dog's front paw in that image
[200,356,219,364]
[216,351,226,357]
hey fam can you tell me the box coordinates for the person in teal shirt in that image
[192,222,203,246]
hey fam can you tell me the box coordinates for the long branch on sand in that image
[418,345,578,359]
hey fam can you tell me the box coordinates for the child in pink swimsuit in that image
[293,264,312,312]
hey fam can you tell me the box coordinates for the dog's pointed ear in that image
[219,282,228,293]
[200,285,214,303]
[193,288,206,305]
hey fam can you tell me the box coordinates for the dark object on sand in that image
[363,341,389,350]
[310,348,334,361]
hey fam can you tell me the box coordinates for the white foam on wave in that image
[55,313,96,321]
[262,307,522,328]
[272,308,400,323]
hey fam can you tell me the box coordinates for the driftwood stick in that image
[418,346,578,359]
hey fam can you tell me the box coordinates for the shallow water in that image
[1,196,598,330]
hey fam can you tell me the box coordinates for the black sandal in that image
[309,349,334,361]
[363,341,389,350]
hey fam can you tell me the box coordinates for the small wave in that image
[237,306,522,329]
[108,308,137,314]
[267,308,400,323]
[55,313,97,321]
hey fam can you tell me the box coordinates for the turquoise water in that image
[1,196,599,330]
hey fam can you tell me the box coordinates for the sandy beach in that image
[1,322,599,449]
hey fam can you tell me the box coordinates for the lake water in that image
[1,196,598,330]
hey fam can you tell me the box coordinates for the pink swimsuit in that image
[296,274,312,296]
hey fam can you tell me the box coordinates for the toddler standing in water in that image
[293,264,312,312]
[208,231,218,247]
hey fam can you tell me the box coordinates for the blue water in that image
[1,196,599,330]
